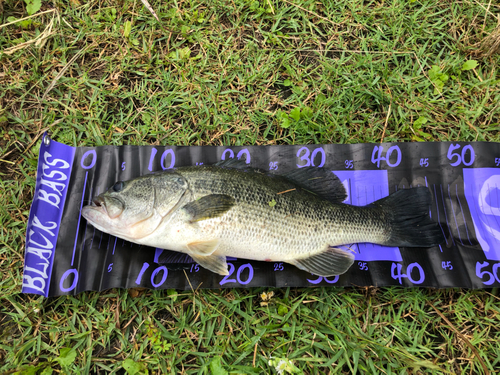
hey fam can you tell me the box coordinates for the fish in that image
[81,159,445,277]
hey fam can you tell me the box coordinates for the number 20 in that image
[219,263,254,285]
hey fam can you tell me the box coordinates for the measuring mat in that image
[22,134,500,296]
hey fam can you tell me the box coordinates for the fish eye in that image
[113,181,125,192]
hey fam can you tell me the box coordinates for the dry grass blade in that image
[380,103,391,143]
[427,302,490,375]
[3,17,56,55]
[281,0,343,26]
[20,119,63,157]
[277,188,296,195]
[42,43,94,100]
[140,0,160,22]
[183,269,196,314]
[480,25,500,57]
[0,8,56,30]
[472,0,500,20]
[253,342,258,367]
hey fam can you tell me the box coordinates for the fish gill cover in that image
[22,134,500,296]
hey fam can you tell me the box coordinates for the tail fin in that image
[376,187,445,247]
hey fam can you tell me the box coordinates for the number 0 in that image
[236,264,254,285]
[160,150,175,170]
[151,266,168,287]
[406,263,425,284]
[461,145,475,166]
[60,269,79,293]
[311,148,326,167]
[386,146,402,167]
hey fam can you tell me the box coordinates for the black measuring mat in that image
[22,134,500,296]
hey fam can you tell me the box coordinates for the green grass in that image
[1,0,499,373]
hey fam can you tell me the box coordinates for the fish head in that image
[82,172,188,240]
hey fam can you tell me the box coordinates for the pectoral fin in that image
[187,239,220,255]
[182,194,235,223]
[289,247,355,277]
[190,254,229,275]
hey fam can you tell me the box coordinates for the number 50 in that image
[447,144,474,167]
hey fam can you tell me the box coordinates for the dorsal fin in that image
[215,158,250,169]
[284,167,347,203]
[212,160,346,203]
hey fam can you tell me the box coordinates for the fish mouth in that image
[92,196,104,207]
[83,195,122,231]
[92,195,124,219]
[91,196,107,215]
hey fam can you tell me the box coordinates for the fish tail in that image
[376,187,445,247]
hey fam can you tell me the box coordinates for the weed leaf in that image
[290,107,301,121]
[123,358,147,375]
[25,0,41,16]
[462,60,478,71]
[56,348,76,367]
[124,21,132,38]
[413,116,428,130]
[209,356,228,375]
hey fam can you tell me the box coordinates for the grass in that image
[1,0,499,373]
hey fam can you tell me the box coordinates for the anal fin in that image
[187,239,220,255]
[190,254,229,275]
[290,247,355,277]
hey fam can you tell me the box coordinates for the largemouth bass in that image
[81,159,444,277]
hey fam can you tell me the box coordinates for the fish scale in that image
[82,160,445,277]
